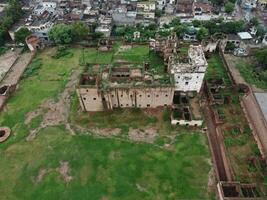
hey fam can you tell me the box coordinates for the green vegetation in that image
[207,54,267,190]
[0,46,8,56]
[234,56,267,89]
[205,54,231,86]
[0,126,211,200]
[225,2,235,13]
[0,47,81,146]
[22,57,42,78]
[0,0,24,45]
[0,47,212,199]
[14,27,31,44]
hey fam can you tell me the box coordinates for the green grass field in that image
[234,57,267,89]
[0,47,212,200]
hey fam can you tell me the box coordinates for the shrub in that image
[22,58,42,78]
[163,108,170,122]
[52,46,73,59]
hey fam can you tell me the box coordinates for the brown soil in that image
[36,168,50,183]
[95,128,121,137]
[128,128,157,143]
[57,161,73,183]
[26,69,80,141]
[24,109,42,125]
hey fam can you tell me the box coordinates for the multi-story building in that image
[76,64,175,111]
[168,45,208,92]
[136,0,156,22]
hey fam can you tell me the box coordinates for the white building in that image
[168,45,208,93]
[33,2,57,16]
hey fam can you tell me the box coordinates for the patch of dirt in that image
[128,128,157,143]
[26,69,80,141]
[108,151,121,160]
[24,109,42,125]
[144,108,162,121]
[57,161,73,183]
[96,128,121,137]
[136,183,147,192]
[36,168,52,183]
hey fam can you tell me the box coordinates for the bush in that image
[22,58,42,78]
[52,46,73,59]
[163,108,170,122]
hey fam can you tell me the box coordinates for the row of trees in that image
[49,22,103,44]
[112,17,249,42]
[0,0,24,44]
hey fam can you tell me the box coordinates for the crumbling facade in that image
[168,45,208,92]
[77,64,174,111]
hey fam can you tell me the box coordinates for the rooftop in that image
[238,32,253,40]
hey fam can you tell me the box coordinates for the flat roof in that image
[254,92,267,122]
[238,32,252,40]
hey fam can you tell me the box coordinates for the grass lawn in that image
[0,47,212,200]
[205,54,231,86]
[234,57,267,89]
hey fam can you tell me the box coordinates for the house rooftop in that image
[238,32,253,40]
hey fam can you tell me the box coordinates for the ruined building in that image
[77,63,174,111]
[168,45,208,92]
[149,33,178,64]
[77,36,207,113]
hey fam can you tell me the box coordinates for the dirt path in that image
[1,52,34,87]
[0,50,19,82]
[26,69,80,141]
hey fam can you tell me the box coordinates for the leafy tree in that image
[155,9,163,17]
[225,2,235,13]
[71,22,89,41]
[256,25,267,39]
[6,0,23,20]
[250,17,259,26]
[0,0,23,44]
[222,20,244,34]
[91,32,104,39]
[49,24,73,44]
[196,27,209,41]
[225,42,236,51]
[210,0,224,6]
[174,24,187,38]
[192,20,201,27]
[2,16,14,29]
[14,27,31,44]
[254,48,267,69]
[170,17,181,26]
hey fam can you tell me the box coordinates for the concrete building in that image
[136,0,156,22]
[168,45,208,92]
[77,64,175,111]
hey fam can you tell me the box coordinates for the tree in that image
[49,24,73,44]
[71,22,89,41]
[174,24,187,38]
[254,48,267,69]
[256,25,267,39]
[250,17,259,26]
[170,17,181,26]
[155,9,163,17]
[225,42,236,51]
[222,20,244,34]
[225,2,235,13]
[14,27,31,44]
[196,27,209,41]
[192,20,201,27]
